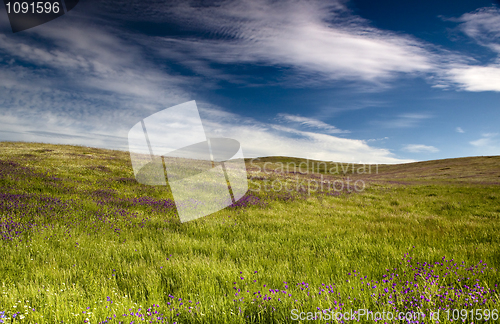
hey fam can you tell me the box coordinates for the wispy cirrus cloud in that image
[127,1,500,94]
[470,133,500,150]
[469,133,500,155]
[373,113,432,128]
[130,0,435,86]
[454,7,500,53]
[0,22,191,101]
[0,16,193,148]
[440,7,500,92]
[276,113,349,134]
[402,144,439,153]
[4,0,500,96]
[367,137,389,142]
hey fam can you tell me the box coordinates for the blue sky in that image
[1,0,500,163]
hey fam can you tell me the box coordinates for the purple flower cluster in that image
[127,196,176,212]
[0,192,70,240]
[225,253,499,323]
[91,252,498,323]
[228,193,267,209]
[0,189,148,241]
[90,190,177,213]
[364,253,499,312]
[0,156,269,243]
[0,159,66,188]
[96,296,201,324]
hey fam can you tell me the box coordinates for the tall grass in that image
[0,142,498,323]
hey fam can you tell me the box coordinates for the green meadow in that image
[0,141,499,323]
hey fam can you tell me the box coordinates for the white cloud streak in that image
[455,7,500,53]
[133,1,500,93]
[145,0,434,85]
[470,133,499,148]
[444,64,500,92]
[199,106,412,163]
[276,113,349,134]
[373,113,432,128]
[402,144,439,153]
[0,17,193,150]
[441,7,500,91]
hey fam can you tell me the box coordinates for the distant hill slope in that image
[1,142,499,184]
[247,155,500,184]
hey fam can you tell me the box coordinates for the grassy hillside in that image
[0,142,499,323]
[248,155,500,183]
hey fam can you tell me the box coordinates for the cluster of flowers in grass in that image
[0,192,71,240]
[364,253,498,312]
[90,189,177,213]
[221,253,498,323]
[0,160,61,184]
[96,298,202,324]
[0,189,151,241]
[227,193,267,209]
[48,252,491,323]
[0,158,179,241]
[0,300,35,323]
[1,157,306,242]
[0,155,357,244]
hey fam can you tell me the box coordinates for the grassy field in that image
[0,141,499,323]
